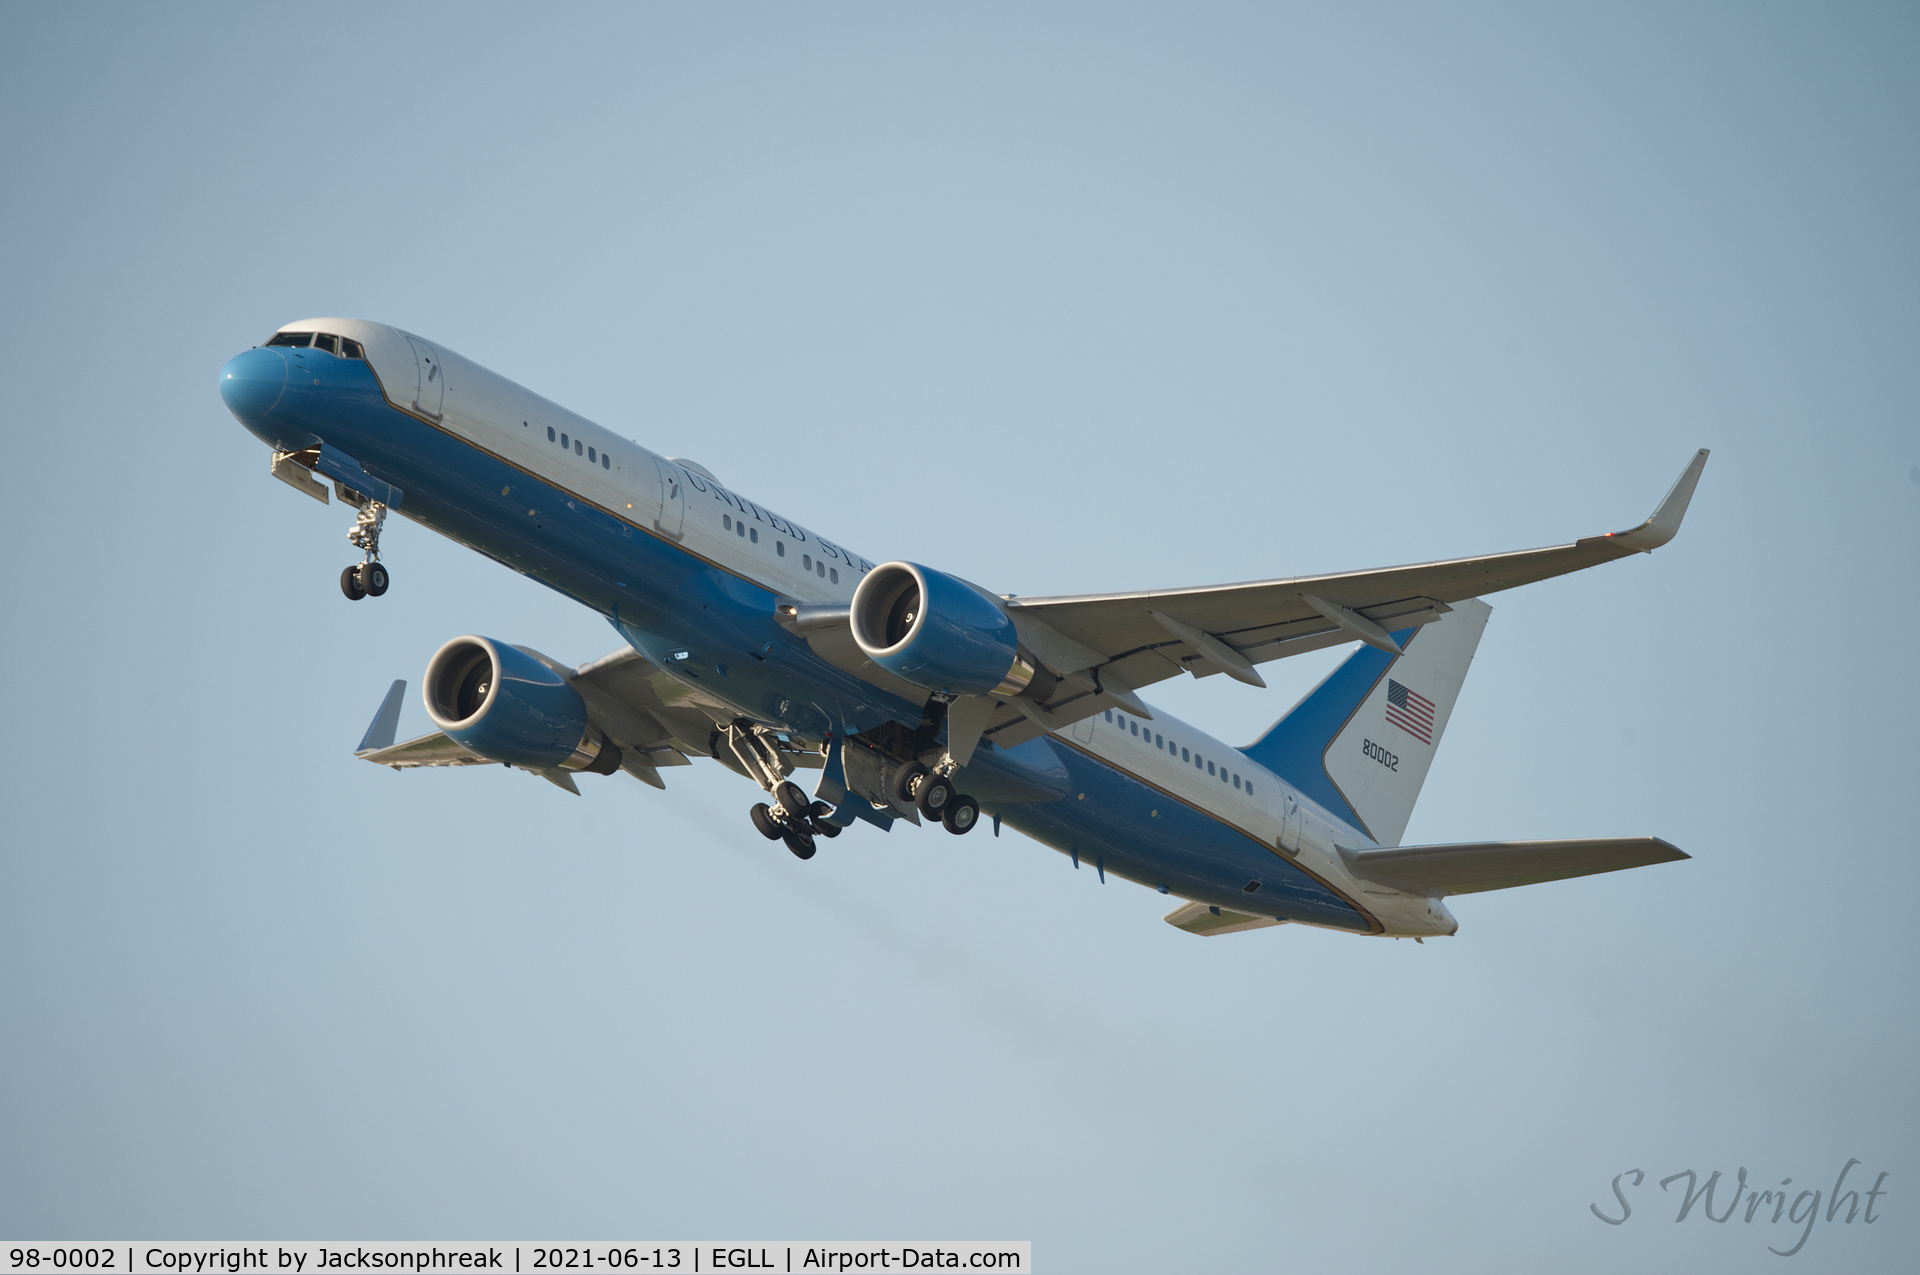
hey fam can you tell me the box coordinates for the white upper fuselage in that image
[304,316,872,610]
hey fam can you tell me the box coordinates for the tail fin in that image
[1239,599,1490,846]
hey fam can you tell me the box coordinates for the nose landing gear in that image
[340,560,389,600]
[339,499,392,601]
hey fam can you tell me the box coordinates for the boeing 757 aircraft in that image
[221,318,1705,938]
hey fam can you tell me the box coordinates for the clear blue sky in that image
[2,4,1914,1271]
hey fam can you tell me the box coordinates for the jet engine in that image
[849,562,1054,698]
[422,636,621,772]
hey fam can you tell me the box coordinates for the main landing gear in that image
[339,500,392,601]
[725,724,840,860]
[750,789,842,861]
[894,763,982,836]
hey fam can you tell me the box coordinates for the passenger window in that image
[736,521,746,537]
[314,334,340,355]
[723,515,733,531]
[1182,747,1190,762]
[750,528,759,543]
[267,332,312,347]
[817,561,826,578]
[1207,761,1215,775]
[560,433,569,448]
[601,454,610,469]
[1130,721,1138,736]
[803,554,812,570]
[341,338,364,359]
[588,447,596,462]
[1247,781,1254,796]
[575,440,583,455]
[1155,733,1163,747]
[1104,711,1112,722]
[830,568,838,583]
[776,541,785,557]
[547,426,556,441]
[1233,775,1240,789]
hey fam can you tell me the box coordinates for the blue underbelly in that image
[995,745,1370,930]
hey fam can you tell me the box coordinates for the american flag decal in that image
[1385,678,1434,744]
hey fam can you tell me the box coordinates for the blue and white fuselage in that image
[221,317,1701,939]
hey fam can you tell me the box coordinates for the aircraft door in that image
[406,336,444,419]
[653,457,685,540]
[1281,793,1302,853]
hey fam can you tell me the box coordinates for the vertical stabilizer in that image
[1240,600,1490,845]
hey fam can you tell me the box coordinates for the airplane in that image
[220,317,1706,939]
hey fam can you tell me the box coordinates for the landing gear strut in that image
[340,500,392,601]
[726,723,840,859]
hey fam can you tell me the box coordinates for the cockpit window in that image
[271,331,365,358]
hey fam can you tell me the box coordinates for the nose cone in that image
[219,347,288,423]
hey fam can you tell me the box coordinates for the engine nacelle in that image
[849,562,1051,698]
[422,636,620,772]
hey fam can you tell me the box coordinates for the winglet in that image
[355,680,407,754]
[1609,449,1709,552]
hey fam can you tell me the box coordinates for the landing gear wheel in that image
[892,762,928,806]
[360,561,390,597]
[942,795,981,835]
[774,780,810,820]
[782,824,817,860]
[749,803,784,841]
[808,801,843,838]
[915,774,956,820]
[340,566,367,600]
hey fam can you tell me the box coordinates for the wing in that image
[358,731,489,768]
[1007,449,1709,693]
[566,646,715,768]
[954,449,1709,753]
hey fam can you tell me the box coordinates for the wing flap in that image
[1341,837,1689,896]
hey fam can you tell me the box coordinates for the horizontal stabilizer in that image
[1163,901,1289,936]
[1341,836,1688,897]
